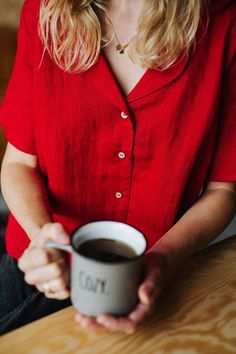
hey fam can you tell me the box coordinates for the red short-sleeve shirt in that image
[1,0,236,259]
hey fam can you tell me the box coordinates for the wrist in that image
[146,248,169,272]
[149,238,185,271]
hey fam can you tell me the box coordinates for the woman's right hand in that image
[18,223,71,300]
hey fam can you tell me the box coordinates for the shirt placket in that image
[110,108,134,221]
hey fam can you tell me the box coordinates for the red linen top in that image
[0,0,236,259]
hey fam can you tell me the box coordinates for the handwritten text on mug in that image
[79,271,110,295]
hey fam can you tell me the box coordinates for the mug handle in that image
[43,240,73,253]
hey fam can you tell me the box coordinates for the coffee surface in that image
[77,238,137,263]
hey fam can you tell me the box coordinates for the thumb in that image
[51,223,70,244]
[31,223,70,248]
[138,253,166,305]
[138,270,161,306]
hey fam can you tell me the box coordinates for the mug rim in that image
[70,220,147,265]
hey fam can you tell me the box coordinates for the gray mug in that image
[44,220,147,317]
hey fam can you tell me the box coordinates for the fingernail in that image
[141,286,155,305]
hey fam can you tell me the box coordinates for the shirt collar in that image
[83,52,189,106]
[82,54,129,112]
[82,0,233,107]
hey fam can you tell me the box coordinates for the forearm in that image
[1,162,52,239]
[152,188,236,268]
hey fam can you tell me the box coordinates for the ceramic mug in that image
[44,220,147,317]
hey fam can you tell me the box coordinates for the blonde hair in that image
[39,0,205,73]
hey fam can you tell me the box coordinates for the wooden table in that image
[1,236,236,354]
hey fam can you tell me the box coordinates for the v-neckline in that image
[82,51,189,110]
[101,52,149,98]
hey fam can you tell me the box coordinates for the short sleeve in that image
[208,24,236,181]
[0,1,37,155]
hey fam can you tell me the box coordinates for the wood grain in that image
[1,236,236,354]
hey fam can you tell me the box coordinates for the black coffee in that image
[77,238,137,263]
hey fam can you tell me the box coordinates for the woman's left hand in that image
[75,251,171,334]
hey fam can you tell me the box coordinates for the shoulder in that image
[20,0,40,34]
[202,0,236,46]
[209,0,236,16]
[22,0,40,12]
[196,1,235,72]
[208,0,236,62]
[19,0,41,43]
[208,0,236,25]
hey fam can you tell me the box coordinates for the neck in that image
[108,0,145,17]
[104,0,145,52]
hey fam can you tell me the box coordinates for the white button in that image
[115,192,123,199]
[121,112,128,119]
[118,152,126,159]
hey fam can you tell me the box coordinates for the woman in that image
[0,0,235,335]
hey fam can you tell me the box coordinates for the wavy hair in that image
[39,0,205,72]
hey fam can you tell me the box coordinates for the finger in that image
[18,248,62,272]
[97,315,136,334]
[24,258,67,285]
[37,281,70,300]
[31,223,70,248]
[47,289,70,300]
[75,313,104,329]
[38,276,69,294]
[128,302,153,324]
[43,289,70,300]
[138,257,163,305]
[138,278,161,306]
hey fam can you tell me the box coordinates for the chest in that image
[34,20,225,158]
[102,46,147,96]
